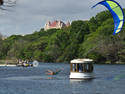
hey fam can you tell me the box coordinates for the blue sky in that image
[0,0,125,36]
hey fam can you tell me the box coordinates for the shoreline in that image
[0,64,16,67]
[0,62,125,66]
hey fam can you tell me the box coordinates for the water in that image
[0,63,125,94]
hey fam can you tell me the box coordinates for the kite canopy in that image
[92,0,124,35]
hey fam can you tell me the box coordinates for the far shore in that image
[0,64,16,67]
[0,61,125,65]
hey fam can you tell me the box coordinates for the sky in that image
[0,0,125,36]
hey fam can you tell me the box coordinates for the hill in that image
[0,9,125,64]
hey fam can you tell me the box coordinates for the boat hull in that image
[69,72,94,80]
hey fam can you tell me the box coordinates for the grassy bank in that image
[0,60,17,65]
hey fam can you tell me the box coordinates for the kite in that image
[92,0,124,35]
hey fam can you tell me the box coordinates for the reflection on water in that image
[70,79,94,83]
[0,64,125,94]
[105,74,125,81]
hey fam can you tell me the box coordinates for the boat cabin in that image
[69,59,94,79]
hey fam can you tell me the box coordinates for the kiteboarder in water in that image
[46,68,64,75]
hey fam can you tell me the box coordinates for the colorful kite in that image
[92,0,124,35]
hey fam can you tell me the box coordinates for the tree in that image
[0,0,16,10]
[43,29,70,62]
[95,10,112,26]
[0,33,3,39]
[89,17,98,32]
[0,0,3,5]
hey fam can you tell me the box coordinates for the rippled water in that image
[0,63,125,94]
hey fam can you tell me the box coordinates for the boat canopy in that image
[71,59,93,64]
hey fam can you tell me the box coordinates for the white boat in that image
[16,60,39,67]
[69,59,94,80]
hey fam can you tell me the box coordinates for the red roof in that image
[50,21,58,27]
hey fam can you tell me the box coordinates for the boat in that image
[69,59,94,80]
[16,60,39,67]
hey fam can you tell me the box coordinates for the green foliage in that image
[0,9,125,64]
[43,29,70,62]
[97,18,114,36]
[95,10,112,25]
[89,17,98,32]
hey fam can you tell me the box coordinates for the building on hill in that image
[44,20,70,31]
[0,34,7,40]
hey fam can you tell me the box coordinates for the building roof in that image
[44,20,70,30]
[50,21,58,27]
[48,20,65,27]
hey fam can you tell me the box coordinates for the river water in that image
[0,63,125,94]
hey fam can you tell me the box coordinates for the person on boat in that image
[22,60,28,67]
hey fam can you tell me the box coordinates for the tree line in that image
[0,9,125,64]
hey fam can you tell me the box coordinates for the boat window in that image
[71,63,93,73]
[71,64,79,72]
[82,63,85,72]
[78,64,83,72]
[80,63,93,73]
[84,63,93,73]
[72,64,76,72]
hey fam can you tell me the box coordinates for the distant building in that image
[44,20,70,31]
[1,36,7,40]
